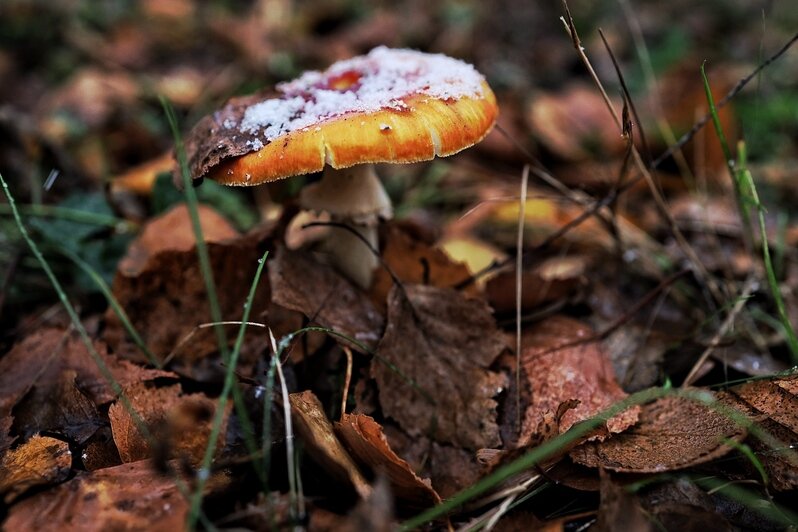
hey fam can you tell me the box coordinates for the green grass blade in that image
[186,250,269,528]
[700,61,752,243]
[399,386,796,529]
[735,142,798,362]
[56,245,162,368]
[161,97,229,360]
[0,203,134,230]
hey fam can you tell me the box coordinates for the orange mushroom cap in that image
[182,47,498,187]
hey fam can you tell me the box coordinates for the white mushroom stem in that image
[299,164,393,289]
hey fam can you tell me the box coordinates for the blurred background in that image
[1,0,797,315]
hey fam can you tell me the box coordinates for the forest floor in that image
[2,0,798,530]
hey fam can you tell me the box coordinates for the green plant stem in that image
[400,386,798,529]
[187,251,269,527]
[735,142,798,361]
[700,61,753,250]
[1,173,151,439]
[0,203,134,230]
[57,245,162,368]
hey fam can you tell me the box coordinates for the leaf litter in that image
[3,1,798,529]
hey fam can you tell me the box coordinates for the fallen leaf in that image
[116,203,238,277]
[3,460,190,532]
[515,316,639,447]
[593,469,655,532]
[0,435,72,503]
[571,394,746,473]
[370,223,474,304]
[289,391,371,499]
[486,255,587,313]
[527,84,626,161]
[0,328,176,453]
[335,413,441,508]
[438,234,508,286]
[104,204,271,379]
[269,246,385,350]
[731,373,798,434]
[109,382,227,466]
[372,284,507,450]
[109,151,174,197]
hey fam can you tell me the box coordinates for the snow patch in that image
[239,47,486,142]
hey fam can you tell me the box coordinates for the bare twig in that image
[515,165,529,431]
[683,277,757,386]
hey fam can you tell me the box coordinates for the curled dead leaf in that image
[104,204,271,379]
[109,383,227,466]
[289,391,371,499]
[335,413,441,508]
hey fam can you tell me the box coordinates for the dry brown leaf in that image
[370,223,474,304]
[117,203,238,276]
[571,394,746,473]
[516,316,639,447]
[0,435,71,503]
[104,204,271,379]
[289,391,371,499]
[593,469,655,532]
[0,328,175,453]
[335,413,441,508]
[109,383,227,466]
[3,460,189,532]
[486,256,587,313]
[269,246,385,350]
[731,374,798,434]
[527,84,626,161]
[373,284,507,450]
[723,376,798,491]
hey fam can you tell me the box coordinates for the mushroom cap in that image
[183,47,498,187]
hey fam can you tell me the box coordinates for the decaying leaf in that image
[373,284,507,450]
[109,382,227,466]
[335,413,441,508]
[527,84,626,161]
[104,203,271,379]
[289,391,371,499]
[3,460,190,532]
[724,375,798,491]
[269,246,384,350]
[593,469,655,532]
[571,394,746,473]
[0,435,72,503]
[0,328,174,453]
[370,223,474,304]
[516,316,639,447]
[731,373,798,434]
[485,255,587,313]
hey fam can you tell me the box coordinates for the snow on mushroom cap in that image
[237,47,487,142]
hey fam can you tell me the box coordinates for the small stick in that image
[340,346,353,421]
[683,277,756,387]
[515,165,530,431]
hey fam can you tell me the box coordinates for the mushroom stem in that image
[299,164,393,288]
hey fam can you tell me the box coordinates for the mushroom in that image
[182,46,498,288]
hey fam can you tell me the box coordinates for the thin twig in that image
[515,165,529,432]
[683,277,756,387]
[341,346,353,421]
